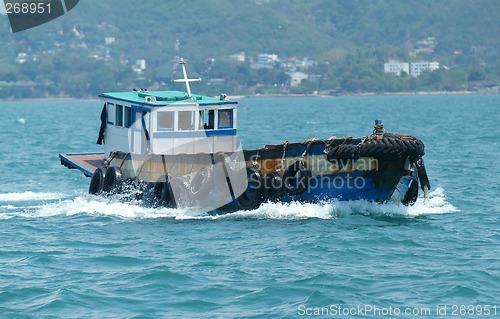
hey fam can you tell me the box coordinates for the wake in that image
[0,187,458,221]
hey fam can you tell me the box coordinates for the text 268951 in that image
[5,2,51,14]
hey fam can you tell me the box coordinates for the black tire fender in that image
[89,167,106,194]
[153,175,173,207]
[416,159,431,191]
[327,144,359,162]
[102,166,123,194]
[169,176,193,208]
[236,167,264,209]
[283,160,311,196]
[263,171,283,203]
[402,165,419,206]
[212,152,235,196]
[359,137,425,161]
[190,167,213,199]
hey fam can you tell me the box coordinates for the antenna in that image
[172,39,180,76]
[173,58,202,98]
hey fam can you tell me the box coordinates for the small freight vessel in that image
[60,60,430,212]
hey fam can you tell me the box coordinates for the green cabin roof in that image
[99,90,236,107]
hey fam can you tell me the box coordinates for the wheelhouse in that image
[98,90,239,157]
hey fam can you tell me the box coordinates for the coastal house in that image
[384,61,440,77]
[410,61,439,77]
[252,54,279,69]
[384,61,410,76]
[288,71,309,87]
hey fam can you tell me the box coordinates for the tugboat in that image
[60,60,430,213]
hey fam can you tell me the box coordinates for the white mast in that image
[172,39,180,76]
[173,58,201,98]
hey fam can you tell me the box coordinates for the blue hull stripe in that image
[153,129,237,138]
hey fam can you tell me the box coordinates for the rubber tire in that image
[359,137,425,161]
[283,160,311,196]
[89,167,106,194]
[236,167,264,210]
[169,176,193,208]
[153,175,173,207]
[190,167,213,199]
[402,177,419,206]
[213,153,235,196]
[263,172,283,203]
[102,166,123,194]
[327,144,359,162]
[416,159,431,191]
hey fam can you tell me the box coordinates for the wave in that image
[0,191,65,202]
[198,200,336,220]
[1,205,17,210]
[33,196,182,219]
[19,187,457,221]
[328,187,459,219]
[406,187,459,216]
[208,187,458,220]
[29,196,336,220]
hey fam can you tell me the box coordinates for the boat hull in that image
[60,134,425,212]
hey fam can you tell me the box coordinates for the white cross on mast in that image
[173,58,202,98]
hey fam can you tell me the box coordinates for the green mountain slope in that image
[1,0,499,97]
[4,0,500,60]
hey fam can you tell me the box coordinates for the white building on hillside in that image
[229,52,246,63]
[252,54,280,69]
[384,61,410,76]
[257,54,279,64]
[288,72,309,87]
[410,61,439,77]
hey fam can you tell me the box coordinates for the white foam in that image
[0,192,64,202]
[207,201,336,220]
[405,187,459,216]
[327,187,458,218]
[1,205,17,210]
[33,195,182,219]
[13,187,457,221]
[24,195,336,221]
[0,206,15,219]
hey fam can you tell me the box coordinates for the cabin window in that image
[107,103,115,124]
[115,104,124,127]
[218,109,233,128]
[124,106,132,128]
[158,111,174,130]
[199,110,215,130]
[178,111,195,131]
[135,111,142,126]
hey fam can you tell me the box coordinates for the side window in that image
[124,106,132,128]
[218,109,233,128]
[199,109,215,129]
[116,104,123,127]
[107,103,115,124]
[178,111,195,131]
[158,111,174,130]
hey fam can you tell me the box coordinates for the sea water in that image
[0,95,498,318]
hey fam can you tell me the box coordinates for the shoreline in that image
[0,90,493,102]
[228,90,487,99]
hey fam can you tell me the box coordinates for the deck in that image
[59,153,105,177]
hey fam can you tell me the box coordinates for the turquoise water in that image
[0,95,498,318]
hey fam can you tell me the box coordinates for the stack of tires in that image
[327,133,425,162]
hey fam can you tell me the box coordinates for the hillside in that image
[1,0,500,98]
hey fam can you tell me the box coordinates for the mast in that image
[173,58,201,98]
[172,39,180,77]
